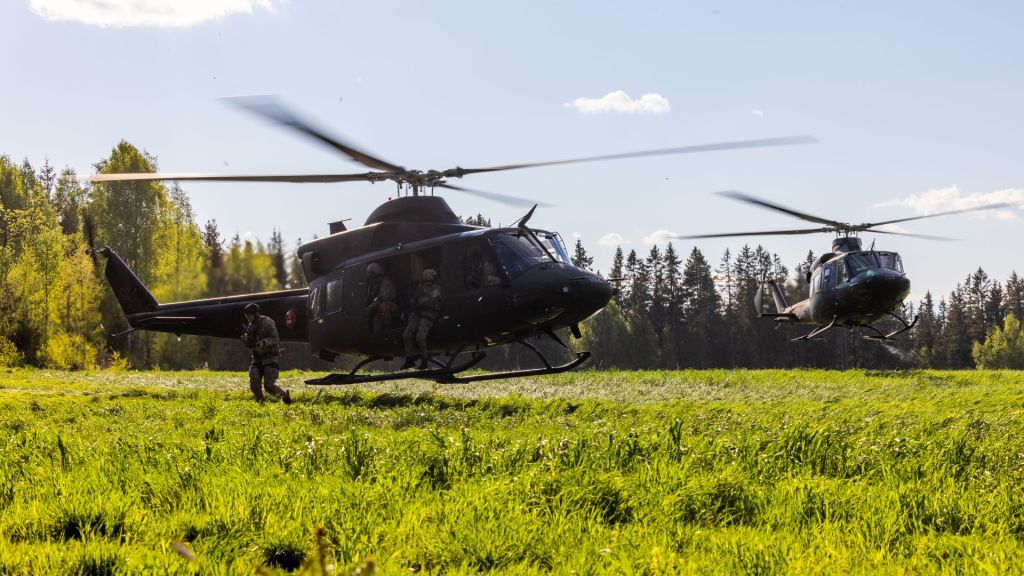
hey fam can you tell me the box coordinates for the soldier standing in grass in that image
[242,303,292,404]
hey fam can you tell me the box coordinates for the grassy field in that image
[1,368,1024,574]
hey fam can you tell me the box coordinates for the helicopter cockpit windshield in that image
[875,252,903,271]
[845,251,904,277]
[490,231,555,279]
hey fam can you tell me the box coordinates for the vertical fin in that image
[96,247,159,315]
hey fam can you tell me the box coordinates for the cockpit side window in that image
[489,232,550,280]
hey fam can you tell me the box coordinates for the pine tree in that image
[571,238,594,271]
[269,228,288,289]
[679,247,720,368]
[1006,271,1024,321]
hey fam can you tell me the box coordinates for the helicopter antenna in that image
[870,238,876,250]
[513,205,538,228]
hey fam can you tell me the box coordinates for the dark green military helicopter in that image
[679,191,1008,341]
[89,97,815,383]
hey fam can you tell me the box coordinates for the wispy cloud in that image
[751,109,766,119]
[877,185,1024,220]
[29,0,281,28]
[598,233,629,247]
[642,229,678,245]
[564,91,670,114]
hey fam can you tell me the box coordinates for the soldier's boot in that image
[400,356,417,370]
[418,356,430,370]
[282,390,293,405]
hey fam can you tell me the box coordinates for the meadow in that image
[1,368,1023,574]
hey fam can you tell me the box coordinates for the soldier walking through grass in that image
[242,303,292,404]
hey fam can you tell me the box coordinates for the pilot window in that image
[823,263,833,287]
[490,232,551,280]
[325,275,344,316]
[846,253,877,276]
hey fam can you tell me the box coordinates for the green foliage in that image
[3,368,1024,573]
[0,336,21,367]
[972,313,1024,369]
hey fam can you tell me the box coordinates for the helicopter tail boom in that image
[755,279,789,315]
[96,247,309,342]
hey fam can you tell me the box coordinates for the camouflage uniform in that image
[244,314,290,403]
[402,270,442,369]
[366,265,398,335]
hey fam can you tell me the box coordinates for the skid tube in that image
[305,340,593,385]
[863,313,919,341]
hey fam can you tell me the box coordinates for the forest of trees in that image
[1,143,1021,371]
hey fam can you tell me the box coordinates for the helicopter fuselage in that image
[766,241,912,330]
[100,196,614,363]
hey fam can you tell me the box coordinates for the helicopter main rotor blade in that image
[860,202,1013,229]
[446,135,817,177]
[224,96,404,172]
[438,183,551,209]
[674,227,833,239]
[87,172,377,184]
[862,228,957,241]
[716,190,847,227]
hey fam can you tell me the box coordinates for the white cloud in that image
[751,109,765,119]
[573,232,582,240]
[29,0,281,28]
[877,185,1024,221]
[642,229,678,245]
[598,233,629,247]
[564,90,671,114]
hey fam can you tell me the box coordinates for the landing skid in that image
[862,313,919,341]
[305,340,592,386]
[793,316,837,341]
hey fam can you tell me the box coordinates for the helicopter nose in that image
[560,274,615,318]
[871,271,910,304]
[511,269,614,325]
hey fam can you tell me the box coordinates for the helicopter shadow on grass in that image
[303,388,582,419]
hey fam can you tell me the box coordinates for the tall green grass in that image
[0,368,1022,573]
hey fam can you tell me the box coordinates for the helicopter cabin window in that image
[490,231,551,280]
[822,263,834,287]
[325,273,344,316]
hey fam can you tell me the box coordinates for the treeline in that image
[0,143,325,371]
[1,143,1019,371]
[572,240,1024,370]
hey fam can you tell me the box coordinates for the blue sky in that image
[2,1,1022,301]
